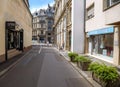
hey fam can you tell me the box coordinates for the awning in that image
[87,26,114,36]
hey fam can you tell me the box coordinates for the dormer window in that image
[35,13,38,16]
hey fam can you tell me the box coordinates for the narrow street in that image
[0,46,92,87]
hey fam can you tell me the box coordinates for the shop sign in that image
[87,27,114,36]
[6,21,16,30]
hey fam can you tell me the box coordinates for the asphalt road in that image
[0,45,92,87]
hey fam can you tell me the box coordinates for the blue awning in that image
[87,27,114,36]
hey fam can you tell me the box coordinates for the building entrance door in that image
[19,29,24,51]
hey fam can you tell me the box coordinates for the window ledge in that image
[86,16,94,21]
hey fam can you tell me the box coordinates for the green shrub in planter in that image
[75,56,91,62]
[89,62,120,87]
[88,62,101,73]
[68,52,78,62]
[75,56,92,71]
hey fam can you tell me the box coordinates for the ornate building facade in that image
[32,5,54,43]
[54,0,72,50]
[32,9,47,43]
[46,5,55,43]
[54,0,85,53]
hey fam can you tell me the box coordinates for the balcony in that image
[39,20,46,23]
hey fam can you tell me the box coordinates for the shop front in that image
[5,21,24,60]
[39,36,45,43]
[87,27,114,59]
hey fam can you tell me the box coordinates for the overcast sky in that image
[29,0,54,13]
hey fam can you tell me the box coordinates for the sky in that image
[29,0,54,13]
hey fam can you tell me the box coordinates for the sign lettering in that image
[6,21,16,30]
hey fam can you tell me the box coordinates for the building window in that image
[86,4,94,20]
[8,30,21,50]
[41,30,43,34]
[41,24,43,28]
[70,8,72,22]
[48,37,51,43]
[90,34,113,57]
[48,27,51,30]
[35,12,38,16]
[48,33,51,35]
[48,20,51,24]
[35,31,37,36]
[104,0,120,9]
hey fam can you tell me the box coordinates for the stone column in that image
[113,26,120,65]
[71,0,85,53]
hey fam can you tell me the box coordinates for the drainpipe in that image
[84,0,86,54]
[5,22,8,61]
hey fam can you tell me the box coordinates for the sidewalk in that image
[56,48,120,87]
[0,50,30,77]
[54,48,102,87]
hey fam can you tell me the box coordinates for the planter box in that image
[92,72,120,87]
[70,57,76,62]
[77,61,91,71]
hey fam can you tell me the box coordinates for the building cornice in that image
[22,0,33,18]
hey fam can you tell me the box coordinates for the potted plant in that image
[68,52,78,62]
[89,62,120,87]
[75,56,92,71]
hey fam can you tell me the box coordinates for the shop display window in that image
[8,30,19,50]
[91,34,113,57]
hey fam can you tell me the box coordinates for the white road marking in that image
[39,47,42,54]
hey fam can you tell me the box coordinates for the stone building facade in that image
[32,9,47,43]
[85,0,120,65]
[46,5,55,43]
[54,0,85,53]
[54,0,72,50]
[32,5,54,43]
[0,0,32,63]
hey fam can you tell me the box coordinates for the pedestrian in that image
[62,43,64,50]
[47,41,49,46]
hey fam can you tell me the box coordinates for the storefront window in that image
[93,36,99,54]
[91,34,113,57]
[8,30,19,50]
[100,34,113,57]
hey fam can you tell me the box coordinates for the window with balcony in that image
[41,24,43,28]
[48,27,52,31]
[41,30,43,34]
[104,0,120,9]
[35,12,38,16]
[48,33,51,35]
[86,4,94,20]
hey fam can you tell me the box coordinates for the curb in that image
[54,47,101,87]
[0,49,32,77]
[69,62,94,87]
